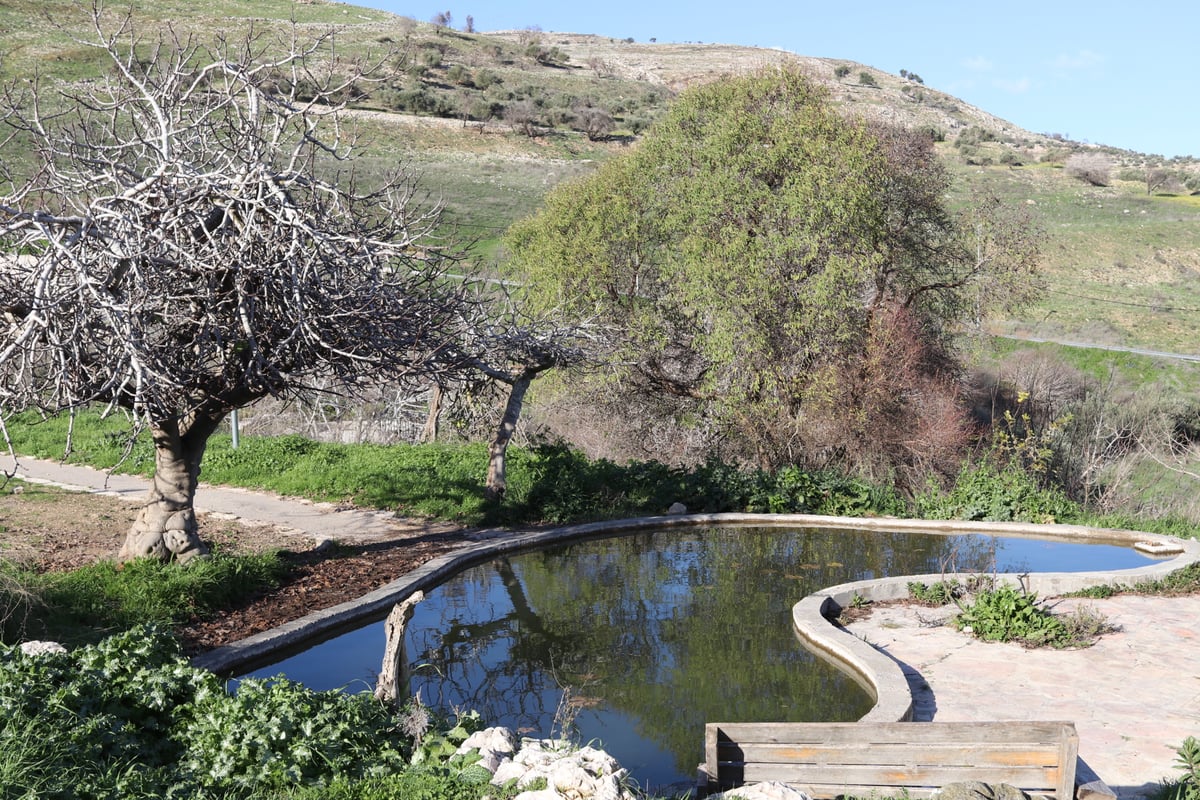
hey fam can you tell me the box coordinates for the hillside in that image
[4,0,1200,350]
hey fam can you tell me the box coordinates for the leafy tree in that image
[0,11,476,562]
[504,67,1041,480]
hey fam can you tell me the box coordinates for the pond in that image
[241,525,1160,791]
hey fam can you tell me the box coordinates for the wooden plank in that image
[703,722,1079,799]
[711,721,1074,745]
[719,742,1060,768]
[739,762,1061,788]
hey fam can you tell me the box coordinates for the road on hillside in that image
[994,333,1200,363]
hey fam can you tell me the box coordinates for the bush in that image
[916,460,1079,524]
[1064,152,1112,186]
[1158,737,1200,800]
[833,64,851,78]
[953,585,1068,646]
[858,71,877,87]
[0,626,497,799]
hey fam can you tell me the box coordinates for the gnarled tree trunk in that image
[117,413,223,564]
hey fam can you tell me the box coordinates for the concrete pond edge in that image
[192,513,1200,729]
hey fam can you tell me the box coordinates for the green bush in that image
[0,626,500,799]
[1157,737,1200,800]
[915,461,1079,524]
[951,585,1107,649]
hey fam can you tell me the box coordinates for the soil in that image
[0,482,476,655]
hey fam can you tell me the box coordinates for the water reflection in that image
[245,526,1157,790]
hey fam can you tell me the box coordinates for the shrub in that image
[1064,152,1112,186]
[915,460,1079,524]
[1158,737,1200,800]
[833,64,851,78]
[858,71,877,87]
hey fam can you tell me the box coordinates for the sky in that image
[370,1,1199,159]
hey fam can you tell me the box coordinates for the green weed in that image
[953,584,1107,648]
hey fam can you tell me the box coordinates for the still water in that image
[242,526,1158,790]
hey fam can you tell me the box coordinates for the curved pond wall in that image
[193,513,1200,729]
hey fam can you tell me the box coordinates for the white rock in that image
[713,781,813,800]
[19,641,66,656]
[491,759,527,786]
[667,502,688,514]
[457,726,517,758]
[550,761,594,792]
[514,789,564,800]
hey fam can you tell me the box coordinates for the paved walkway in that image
[10,456,450,546]
[12,456,1200,797]
[848,595,1200,800]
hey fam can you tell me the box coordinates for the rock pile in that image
[455,727,639,800]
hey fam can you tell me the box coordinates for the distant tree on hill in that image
[464,15,475,33]
[858,70,878,86]
[504,99,541,136]
[575,105,615,141]
[1064,152,1113,186]
[834,64,851,78]
[432,10,452,29]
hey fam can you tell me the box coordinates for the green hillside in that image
[4,0,1198,348]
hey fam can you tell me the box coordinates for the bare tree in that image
[470,314,596,502]
[432,10,452,29]
[504,99,541,137]
[1145,166,1173,195]
[574,105,614,141]
[464,15,475,34]
[0,9,476,562]
[1064,152,1112,186]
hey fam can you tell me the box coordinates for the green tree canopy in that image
[504,67,1040,481]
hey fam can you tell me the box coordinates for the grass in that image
[1,549,291,646]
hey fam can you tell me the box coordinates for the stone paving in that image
[847,594,1200,800]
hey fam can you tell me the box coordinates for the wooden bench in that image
[700,721,1079,799]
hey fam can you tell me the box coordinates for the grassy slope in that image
[5,0,1197,340]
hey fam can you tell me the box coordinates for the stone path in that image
[847,594,1200,800]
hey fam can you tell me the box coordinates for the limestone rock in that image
[457,726,517,774]
[667,502,688,514]
[492,737,637,800]
[19,640,67,656]
[713,781,813,800]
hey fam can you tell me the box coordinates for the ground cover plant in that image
[0,625,519,800]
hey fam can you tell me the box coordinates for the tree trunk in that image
[375,590,425,706]
[422,384,444,444]
[485,373,532,502]
[117,413,222,564]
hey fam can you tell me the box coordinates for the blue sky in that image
[370,1,1198,159]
